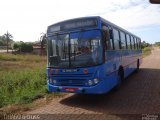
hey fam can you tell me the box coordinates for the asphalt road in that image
[26,47,160,120]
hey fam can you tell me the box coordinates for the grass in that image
[142,47,152,57]
[0,53,62,110]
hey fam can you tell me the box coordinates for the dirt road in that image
[26,48,160,120]
[0,50,13,53]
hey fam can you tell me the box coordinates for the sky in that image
[0,0,160,44]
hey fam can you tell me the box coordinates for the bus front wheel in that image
[114,67,124,90]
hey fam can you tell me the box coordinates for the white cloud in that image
[88,0,160,29]
[0,0,159,42]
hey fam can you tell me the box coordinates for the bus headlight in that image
[53,80,57,84]
[88,80,93,86]
[93,78,99,84]
[49,78,52,83]
[88,78,100,86]
[49,78,56,85]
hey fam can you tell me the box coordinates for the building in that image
[32,44,46,55]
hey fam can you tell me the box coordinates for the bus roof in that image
[48,16,140,39]
[48,16,99,28]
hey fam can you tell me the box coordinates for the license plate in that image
[62,69,78,72]
[65,88,78,92]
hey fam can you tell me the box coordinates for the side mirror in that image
[150,0,160,4]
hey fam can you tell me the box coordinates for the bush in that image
[12,42,33,53]
[141,41,151,49]
[20,43,33,52]
[13,42,19,50]
[142,47,151,56]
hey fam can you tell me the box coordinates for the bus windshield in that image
[48,30,103,68]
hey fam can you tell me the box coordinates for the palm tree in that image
[40,33,47,55]
[3,31,13,53]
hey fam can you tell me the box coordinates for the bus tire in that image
[114,67,124,90]
[135,59,140,73]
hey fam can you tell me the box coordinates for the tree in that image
[0,40,4,46]
[0,35,6,46]
[3,31,13,53]
[40,33,47,55]
[12,42,33,53]
[20,42,33,52]
[141,41,150,49]
[12,42,20,50]
[155,42,160,47]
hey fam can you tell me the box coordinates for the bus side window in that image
[109,28,114,50]
[136,38,138,49]
[134,37,137,49]
[139,39,141,49]
[126,34,131,49]
[120,31,126,49]
[113,29,120,50]
[135,38,137,49]
[138,39,140,49]
[102,26,113,50]
[131,36,134,49]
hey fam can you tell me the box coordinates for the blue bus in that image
[47,16,142,94]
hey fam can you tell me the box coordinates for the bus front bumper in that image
[48,80,111,94]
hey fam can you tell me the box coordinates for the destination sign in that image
[48,18,98,33]
[61,19,97,30]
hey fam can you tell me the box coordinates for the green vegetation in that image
[141,41,152,57]
[142,47,152,56]
[0,53,56,108]
[155,42,160,48]
[0,32,13,48]
[12,42,33,52]
[141,41,151,49]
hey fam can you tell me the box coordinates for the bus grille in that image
[52,74,92,78]
[58,79,85,86]
[52,74,93,86]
